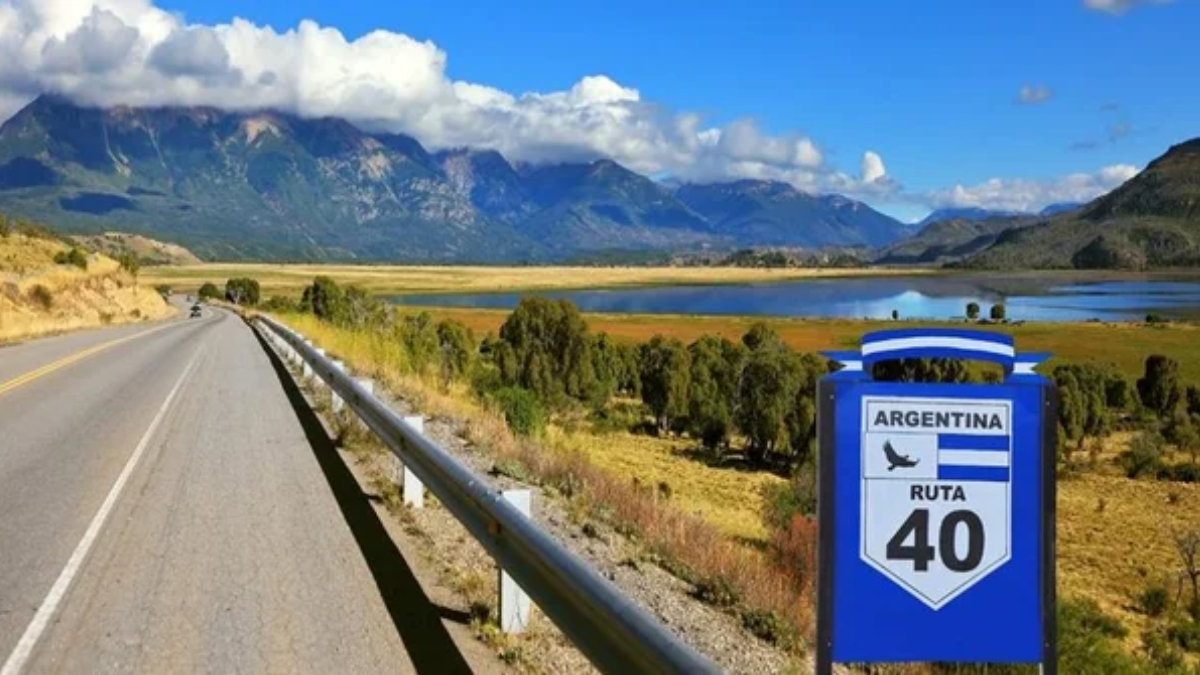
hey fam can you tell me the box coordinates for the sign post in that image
[816,329,1056,672]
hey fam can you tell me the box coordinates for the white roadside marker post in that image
[400,416,426,508]
[330,360,346,414]
[314,349,327,387]
[499,489,533,633]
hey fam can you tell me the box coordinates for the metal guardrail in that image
[255,315,721,675]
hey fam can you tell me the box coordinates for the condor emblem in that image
[815,329,1057,672]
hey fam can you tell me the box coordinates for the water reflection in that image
[391,276,1200,322]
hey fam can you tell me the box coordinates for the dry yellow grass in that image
[1059,467,1200,650]
[144,262,924,297]
[545,428,784,542]
[0,233,174,343]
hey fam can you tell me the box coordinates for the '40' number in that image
[886,509,984,572]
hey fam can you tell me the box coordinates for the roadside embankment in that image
[0,232,174,344]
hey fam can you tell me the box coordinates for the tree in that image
[1054,364,1112,448]
[224,277,260,306]
[1105,373,1137,411]
[639,335,691,434]
[891,309,899,321]
[742,321,785,352]
[1175,528,1200,618]
[497,298,600,406]
[592,333,641,402]
[686,335,744,451]
[990,303,1007,321]
[1187,385,1200,418]
[198,282,221,301]
[737,341,798,467]
[966,302,981,320]
[785,353,828,467]
[1138,355,1183,419]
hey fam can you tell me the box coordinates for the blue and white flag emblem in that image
[937,434,1010,482]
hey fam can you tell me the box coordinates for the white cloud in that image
[861,151,886,183]
[1016,84,1053,105]
[923,164,1139,212]
[1083,0,1172,14]
[0,0,898,198]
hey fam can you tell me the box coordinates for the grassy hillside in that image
[73,232,202,266]
[0,221,174,343]
[963,139,1200,269]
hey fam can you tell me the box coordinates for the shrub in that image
[437,319,476,387]
[762,461,817,531]
[966,301,980,320]
[1143,628,1185,670]
[198,282,221,300]
[1146,313,1169,325]
[490,387,545,437]
[1120,432,1165,479]
[27,284,53,309]
[224,277,260,306]
[1166,619,1200,653]
[53,247,88,269]
[1139,584,1170,617]
[990,303,1006,321]
[400,311,440,375]
[260,295,297,312]
[117,252,139,278]
[740,609,799,650]
[154,284,172,297]
[1168,463,1200,483]
[693,575,741,608]
[768,514,818,593]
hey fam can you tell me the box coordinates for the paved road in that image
[0,307,469,673]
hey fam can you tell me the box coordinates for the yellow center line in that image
[0,322,179,398]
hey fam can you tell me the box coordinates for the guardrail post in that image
[330,360,346,413]
[400,417,426,508]
[313,349,327,386]
[499,489,533,634]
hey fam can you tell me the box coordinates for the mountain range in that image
[0,96,911,262]
[958,138,1200,269]
[915,203,1081,228]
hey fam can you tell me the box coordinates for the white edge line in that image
[0,349,204,675]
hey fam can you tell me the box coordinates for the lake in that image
[391,274,1200,322]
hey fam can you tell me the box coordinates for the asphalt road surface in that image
[0,306,471,673]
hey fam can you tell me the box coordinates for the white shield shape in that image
[860,396,1012,610]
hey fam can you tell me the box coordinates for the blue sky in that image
[1,0,1194,221]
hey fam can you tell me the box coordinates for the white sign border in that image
[858,395,1014,610]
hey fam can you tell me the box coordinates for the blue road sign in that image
[815,329,1056,671]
